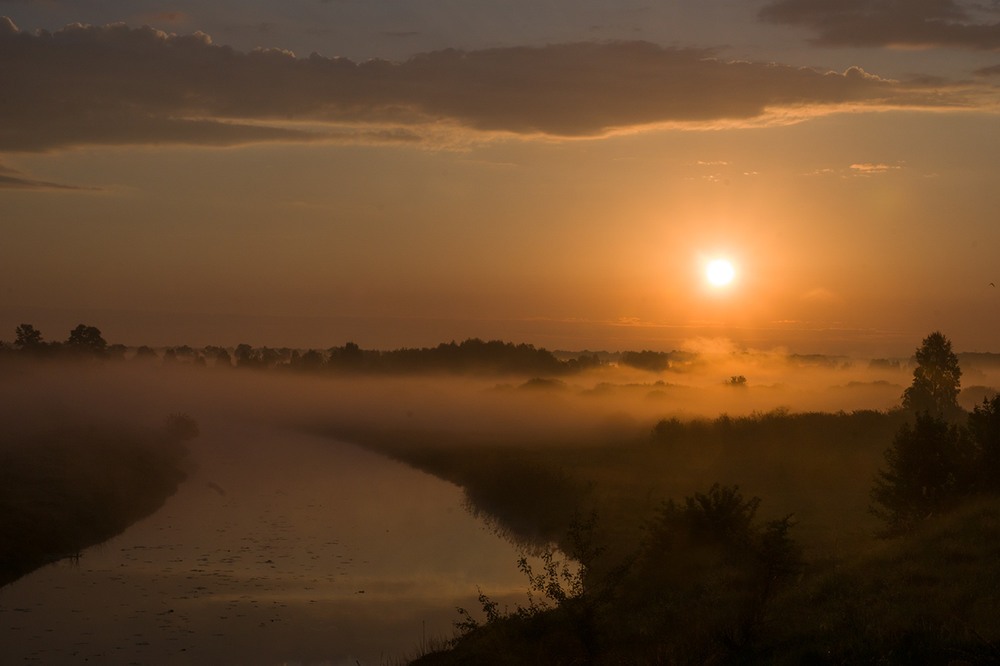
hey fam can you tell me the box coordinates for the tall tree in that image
[14,324,43,351]
[901,331,963,419]
[66,324,107,356]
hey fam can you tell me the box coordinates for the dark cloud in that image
[975,62,1000,75]
[0,16,980,151]
[760,0,1000,50]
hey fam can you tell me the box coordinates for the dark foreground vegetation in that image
[0,415,196,587]
[391,413,1000,665]
[323,332,1000,665]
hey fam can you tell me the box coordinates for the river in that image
[0,421,535,665]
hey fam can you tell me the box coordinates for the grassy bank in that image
[0,417,194,587]
[335,409,906,558]
[330,409,1000,664]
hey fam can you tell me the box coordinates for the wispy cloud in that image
[849,162,904,174]
[975,63,1000,76]
[0,162,97,190]
[760,0,1000,50]
[804,161,906,177]
[0,17,989,151]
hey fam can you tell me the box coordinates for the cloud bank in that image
[0,17,983,151]
[760,0,1000,50]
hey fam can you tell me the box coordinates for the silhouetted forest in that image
[619,349,690,372]
[1,323,602,375]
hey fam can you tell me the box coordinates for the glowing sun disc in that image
[706,259,735,286]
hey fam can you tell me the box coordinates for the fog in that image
[4,344,999,447]
[4,345,1000,663]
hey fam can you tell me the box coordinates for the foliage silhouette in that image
[202,345,230,367]
[5,325,599,377]
[404,402,1000,665]
[428,486,801,665]
[66,324,107,357]
[902,331,963,420]
[969,394,1000,493]
[352,338,571,375]
[619,349,671,371]
[872,412,977,534]
[871,335,1000,533]
[106,343,127,360]
[234,343,258,368]
[14,323,44,352]
[618,349,697,372]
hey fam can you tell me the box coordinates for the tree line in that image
[6,323,116,358]
[1,323,602,375]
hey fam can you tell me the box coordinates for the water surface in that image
[0,422,533,665]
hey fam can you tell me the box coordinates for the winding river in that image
[0,422,534,665]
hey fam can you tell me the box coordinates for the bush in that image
[434,485,801,665]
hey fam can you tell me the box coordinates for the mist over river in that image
[0,421,535,665]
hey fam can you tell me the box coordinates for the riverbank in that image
[338,410,1000,664]
[0,418,193,587]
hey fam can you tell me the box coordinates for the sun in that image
[706,259,735,287]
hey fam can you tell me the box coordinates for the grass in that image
[340,410,904,560]
[769,497,1000,664]
[0,419,192,587]
[328,408,1000,664]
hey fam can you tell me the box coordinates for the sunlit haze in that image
[5,6,1000,662]
[3,2,1000,356]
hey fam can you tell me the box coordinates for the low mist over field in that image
[6,337,994,444]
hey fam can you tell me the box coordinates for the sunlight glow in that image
[706,259,736,287]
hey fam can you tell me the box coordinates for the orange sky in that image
[3,5,1000,355]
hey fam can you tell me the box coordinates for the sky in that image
[3,0,1000,355]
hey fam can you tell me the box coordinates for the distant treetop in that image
[902,331,963,420]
